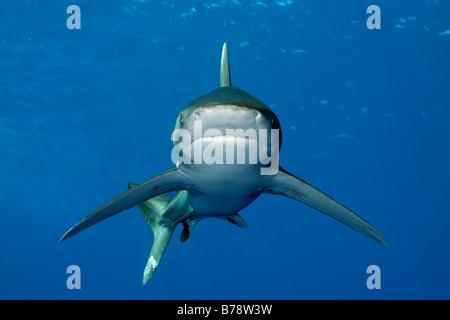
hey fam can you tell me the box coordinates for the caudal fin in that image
[129,185,192,284]
[142,227,175,285]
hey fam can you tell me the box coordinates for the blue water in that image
[1,0,449,299]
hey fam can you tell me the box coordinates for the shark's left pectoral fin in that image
[263,168,388,246]
[60,167,186,243]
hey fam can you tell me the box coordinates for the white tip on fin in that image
[143,227,174,285]
[220,43,231,87]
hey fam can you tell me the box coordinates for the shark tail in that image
[142,226,175,285]
[128,183,191,285]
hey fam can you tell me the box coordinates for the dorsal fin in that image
[220,43,231,87]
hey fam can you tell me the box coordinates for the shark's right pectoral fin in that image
[60,167,186,243]
[263,168,388,246]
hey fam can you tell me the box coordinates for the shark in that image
[60,43,388,285]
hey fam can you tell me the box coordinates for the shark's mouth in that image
[172,130,280,175]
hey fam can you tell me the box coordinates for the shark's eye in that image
[179,113,184,123]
